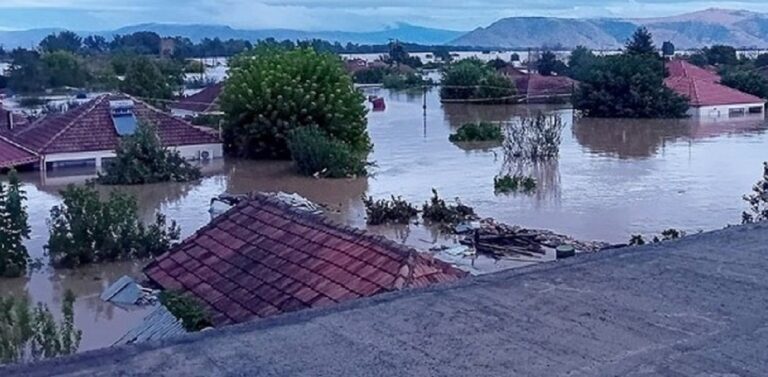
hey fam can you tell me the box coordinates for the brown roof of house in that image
[9,94,220,154]
[172,83,223,113]
[666,60,720,83]
[0,136,38,168]
[665,76,765,107]
[144,194,467,326]
[513,74,576,97]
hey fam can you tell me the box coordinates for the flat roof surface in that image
[5,223,768,376]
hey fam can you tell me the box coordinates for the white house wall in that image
[689,102,765,120]
[43,142,223,169]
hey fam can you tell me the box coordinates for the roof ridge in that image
[38,95,107,153]
[0,134,38,157]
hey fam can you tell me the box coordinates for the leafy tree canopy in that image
[39,31,82,53]
[0,170,31,278]
[625,27,656,56]
[567,46,597,82]
[703,45,738,66]
[536,50,567,76]
[97,122,202,185]
[440,58,516,102]
[220,47,370,159]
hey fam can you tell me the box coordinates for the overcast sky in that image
[0,0,767,31]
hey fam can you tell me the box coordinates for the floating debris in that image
[100,276,157,306]
[209,192,324,218]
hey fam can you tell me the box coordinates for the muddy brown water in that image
[1,87,767,352]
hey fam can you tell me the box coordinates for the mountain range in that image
[452,9,768,49]
[1,9,768,51]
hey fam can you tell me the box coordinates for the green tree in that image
[720,69,768,99]
[625,27,656,56]
[662,41,676,56]
[41,51,89,88]
[0,290,81,364]
[83,35,109,54]
[743,162,768,224]
[688,52,709,67]
[0,170,31,278]
[573,54,689,118]
[98,122,202,185]
[120,56,174,104]
[7,49,46,93]
[39,31,82,53]
[536,50,567,76]
[703,45,738,66]
[755,53,768,68]
[486,57,508,70]
[220,47,370,159]
[568,46,597,81]
[45,183,180,268]
[440,58,516,102]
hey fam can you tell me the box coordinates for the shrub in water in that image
[159,291,212,332]
[449,122,504,143]
[46,183,180,268]
[98,122,202,185]
[503,112,564,161]
[743,162,768,224]
[0,170,31,278]
[422,189,476,224]
[0,290,81,364]
[363,195,418,225]
[494,175,537,194]
[288,127,367,178]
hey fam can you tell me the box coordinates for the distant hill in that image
[452,9,768,49]
[0,23,465,49]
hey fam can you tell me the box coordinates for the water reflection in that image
[574,117,767,159]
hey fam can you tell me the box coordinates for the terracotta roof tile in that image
[171,84,223,113]
[8,94,220,155]
[145,193,467,326]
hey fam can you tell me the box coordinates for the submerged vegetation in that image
[629,228,687,246]
[742,162,768,224]
[440,58,516,103]
[46,183,180,268]
[503,113,564,161]
[363,196,419,225]
[0,171,31,278]
[449,122,504,143]
[97,122,202,185]
[494,175,537,194]
[159,291,212,332]
[0,290,81,364]
[287,127,368,178]
[422,189,477,224]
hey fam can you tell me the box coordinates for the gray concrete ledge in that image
[4,223,768,376]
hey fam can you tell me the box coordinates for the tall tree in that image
[119,56,174,103]
[0,170,31,277]
[82,35,109,54]
[41,51,89,88]
[703,45,738,66]
[568,46,597,82]
[625,27,656,56]
[39,31,82,53]
[536,50,567,76]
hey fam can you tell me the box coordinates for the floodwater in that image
[2,87,767,352]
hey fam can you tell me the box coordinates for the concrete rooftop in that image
[5,223,768,376]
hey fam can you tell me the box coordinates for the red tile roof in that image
[666,60,720,83]
[0,136,38,168]
[9,94,220,154]
[513,74,576,97]
[172,84,223,114]
[665,76,765,107]
[144,194,467,326]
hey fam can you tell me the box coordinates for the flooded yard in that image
[2,87,767,351]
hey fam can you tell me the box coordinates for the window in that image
[729,108,746,117]
[749,106,764,114]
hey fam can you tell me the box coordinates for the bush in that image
[45,183,180,268]
[422,189,476,224]
[353,67,387,84]
[0,170,31,278]
[159,291,212,332]
[743,162,768,224]
[363,196,418,225]
[220,47,370,159]
[449,122,503,143]
[97,122,202,185]
[382,73,427,90]
[440,58,516,103]
[0,290,81,364]
[494,175,536,194]
[720,70,768,99]
[287,127,367,178]
[503,113,564,161]
[18,97,47,107]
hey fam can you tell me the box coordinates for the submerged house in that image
[144,194,466,326]
[170,83,223,118]
[0,94,222,170]
[498,66,577,103]
[665,60,765,119]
